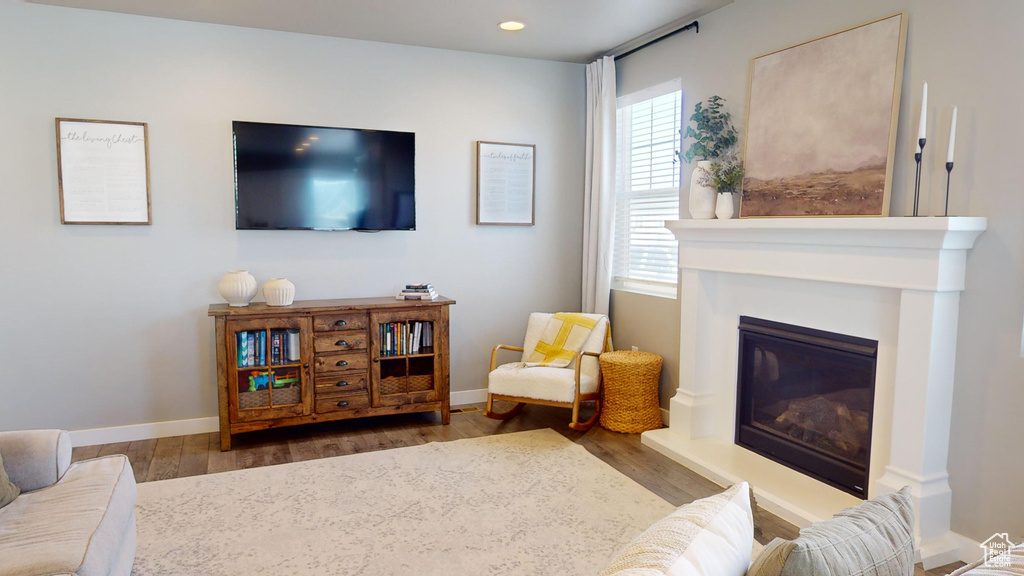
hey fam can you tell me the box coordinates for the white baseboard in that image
[950,531,984,565]
[71,390,490,447]
[660,407,670,426]
[70,417,219,447]
[451,388,488,406]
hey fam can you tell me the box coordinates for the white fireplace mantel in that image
[642,216,986,569]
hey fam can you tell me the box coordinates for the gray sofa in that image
[0,430,136,576]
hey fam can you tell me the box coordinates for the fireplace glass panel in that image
[736,317,877,498]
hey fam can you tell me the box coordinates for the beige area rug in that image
[133,428,675,575]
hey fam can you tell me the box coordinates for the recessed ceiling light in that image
[499,21,525,31]
[308,136,319,140]
[295,148,304,152]
[302,142,311,147]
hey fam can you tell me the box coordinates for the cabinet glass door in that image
[370,309,442,407]
[227,317,312,422]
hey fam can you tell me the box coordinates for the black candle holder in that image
[944,161,954,217]
[913,137,926,217]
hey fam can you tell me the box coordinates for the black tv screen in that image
[233,121,415,230]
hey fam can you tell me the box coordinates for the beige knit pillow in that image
[602,482,754,576]
[747,487,915,576]
[0,451,19,509]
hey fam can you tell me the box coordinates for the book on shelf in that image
[238,332,248,367]
[405,283,433,291]
[396,291,437,300]
[258,331,266,366]
[286,329,301,362]
[271,332,281,365]
[247,333,256,366]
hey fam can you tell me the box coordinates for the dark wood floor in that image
[72,404,961,576]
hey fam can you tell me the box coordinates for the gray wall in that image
[612,0,1024,543]
[608,289,680,411]
[0,1,585,430]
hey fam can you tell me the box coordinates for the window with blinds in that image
[613,85,681,295]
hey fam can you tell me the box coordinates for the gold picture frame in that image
[56,117,152,225]
[740,13,908,218]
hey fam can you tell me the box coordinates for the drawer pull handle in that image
[335,340,348,347]
[335,320,347,326]
[336,381,349,387]
[336,360,348,367]
[336,400,349,408]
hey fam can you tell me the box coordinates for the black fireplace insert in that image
[735,316,877,498]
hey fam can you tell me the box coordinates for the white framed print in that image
[476,141,535,225]
[56,118,152,225]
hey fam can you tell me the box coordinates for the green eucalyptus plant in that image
[682,95,738,163]
[697,152,744,194]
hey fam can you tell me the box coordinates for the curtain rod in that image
[614,20,699,61]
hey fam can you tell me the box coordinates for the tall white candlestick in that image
[946,106,957,163]
[917,81,928,142]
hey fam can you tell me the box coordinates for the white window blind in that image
[613,85,681,295]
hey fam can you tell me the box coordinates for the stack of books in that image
[397,283,438,300]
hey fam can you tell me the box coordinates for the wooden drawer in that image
[315,372,368,396]
[313,312,367,332]
[314,332,367,353]
[315,392,369,414]
[314,350,368,373]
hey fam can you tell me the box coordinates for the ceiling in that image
[28,0,730,63]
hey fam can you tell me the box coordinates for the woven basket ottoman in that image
[598,350,663,433]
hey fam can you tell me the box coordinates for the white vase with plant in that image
[698,153,744,220]
[683,95,739,219]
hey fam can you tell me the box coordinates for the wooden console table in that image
[209,296,454,450]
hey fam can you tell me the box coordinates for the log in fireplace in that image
[735,317,877,498]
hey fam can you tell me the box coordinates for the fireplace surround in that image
[643,216,986,569]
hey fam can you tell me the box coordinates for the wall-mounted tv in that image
[233,121,415,231]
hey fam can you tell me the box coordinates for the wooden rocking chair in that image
[483,313,609,431]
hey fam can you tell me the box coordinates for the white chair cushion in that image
[488,365,598,404]
[0,455,137,576]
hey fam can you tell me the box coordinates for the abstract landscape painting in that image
[740,14,907,217]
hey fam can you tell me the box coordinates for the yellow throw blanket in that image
[525,312,612,368]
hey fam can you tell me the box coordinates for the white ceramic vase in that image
[218,270,258,307]
[263,278,296,307]
[688,160,717,219]
[715,192,736,220]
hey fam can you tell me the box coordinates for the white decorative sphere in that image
[218,270,258,307]
[263,278,296,307]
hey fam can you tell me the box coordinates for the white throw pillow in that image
[602,482,754,576]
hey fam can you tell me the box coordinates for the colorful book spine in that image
[238,332,248,367]
[258,331,266,366]
[247,333,255,367]
[271,332,281,365]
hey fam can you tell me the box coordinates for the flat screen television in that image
[233,121,415,230]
